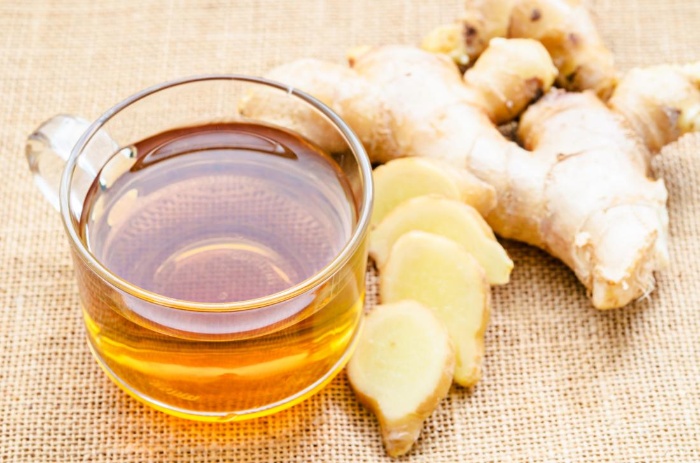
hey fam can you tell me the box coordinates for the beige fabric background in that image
[1,0,699,461]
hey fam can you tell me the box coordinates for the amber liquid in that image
[77,122,365,420]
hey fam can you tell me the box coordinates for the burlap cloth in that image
[1,0,699,461]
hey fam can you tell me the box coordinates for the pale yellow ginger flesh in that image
[347,300,455,457]
[380,231,490,387]
[422,0,618,99]
[240,37,700,308]
[369,195,513,285]
[371,157,496,226]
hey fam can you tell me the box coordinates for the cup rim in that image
[59,74,373,313]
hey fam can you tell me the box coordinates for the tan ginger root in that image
[610,64,700,153]
[370,195,513,285]
[239,59,382,154]
[422,0,618,99]
[242,39,555,166]
[240,37,700,308]
[380,231,490,387]
[371,157,496,226]
[464,37,558,124]
[347,300,455,457]
[421,0,514,70]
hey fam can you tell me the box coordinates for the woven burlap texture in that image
[1,1,699,461]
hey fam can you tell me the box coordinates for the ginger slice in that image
[380,231,490,387]
[370,195,513,285]
[347,300,455,457]
[371,157,496,227]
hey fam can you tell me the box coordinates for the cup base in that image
[85,319,363,422]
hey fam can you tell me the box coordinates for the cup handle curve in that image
[26,114,117,214]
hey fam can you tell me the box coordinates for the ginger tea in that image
[76,122,365,420]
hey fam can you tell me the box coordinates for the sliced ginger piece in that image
[370,195,513,284]
[380,231,490,387]
[347,300,455,457]
[371,157,496,227]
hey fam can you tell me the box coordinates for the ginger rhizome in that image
[239,34,700,309]
[422,0,618,99]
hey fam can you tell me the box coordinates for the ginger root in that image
[380,231,490,387]
[371,157,496,226]
[238,58,381,154]
[347,300,455,457]
[610,64,700,153]
[370,195,513,285]
[240,30,700,308]
[422,0,618,99]
[463,37,558,124]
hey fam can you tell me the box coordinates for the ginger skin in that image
[422,0,618,99]
[610,64,700,153]
[464,37,558,124]
[240,37,700,309]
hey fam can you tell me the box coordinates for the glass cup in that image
[25,76,373,422]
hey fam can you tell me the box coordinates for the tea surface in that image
[81,122,355,303]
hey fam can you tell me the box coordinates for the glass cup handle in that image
[26,114,117,213]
